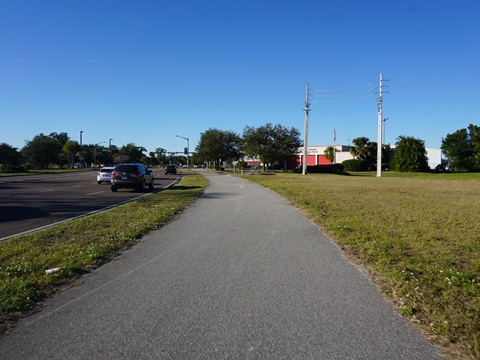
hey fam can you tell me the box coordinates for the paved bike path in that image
[0,171,442,359]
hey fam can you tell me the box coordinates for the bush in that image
[1,164,25,173]
[342,159,369,172]
[304,164,345,174]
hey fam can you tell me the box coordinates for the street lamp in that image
[109,138,113,166]
[175,135,189,171]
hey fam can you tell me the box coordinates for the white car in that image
[97,167,115,184]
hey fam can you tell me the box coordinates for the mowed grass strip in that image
[0,174,207,327]
[240,172,480,359]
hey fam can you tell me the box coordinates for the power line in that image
[312,83,376,92]
[312,90,372,97]
[312,95,374,103]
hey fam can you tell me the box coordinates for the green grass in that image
[0,174,207,329]
[240,171,480,359]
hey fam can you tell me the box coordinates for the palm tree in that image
[349,146,359,159]
[391,135,429,172]
[324,146,335,163]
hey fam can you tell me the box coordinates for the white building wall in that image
[335,151,355,163]
[296,145,443,170]
[426,148,442,169]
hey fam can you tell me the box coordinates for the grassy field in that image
[240,171,480,359]
[0,174,208,331]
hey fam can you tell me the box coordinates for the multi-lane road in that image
[0,168,181,240]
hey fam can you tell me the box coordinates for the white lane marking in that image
[86,191,104,196]
[41,189,55,192]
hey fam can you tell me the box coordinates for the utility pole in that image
[302,84,310,175]
[377,73,383,177]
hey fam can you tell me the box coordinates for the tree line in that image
[1,123,478,173]
[0,123,303,173]
[0,132,178,171]
[194,122,480,173]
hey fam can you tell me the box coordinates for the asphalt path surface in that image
[0,169,181,240]
[0,171,442,359]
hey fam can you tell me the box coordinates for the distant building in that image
[295,145,352,167]
[295,145,443,170]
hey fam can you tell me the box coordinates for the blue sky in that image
[1,0,479,155]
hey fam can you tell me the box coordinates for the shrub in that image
[1,164,25,173]
[305,164,345,174]
[342,159,369,172]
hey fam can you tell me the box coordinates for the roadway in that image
[0,168,181,240]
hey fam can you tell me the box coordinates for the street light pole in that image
[175,135,189,171]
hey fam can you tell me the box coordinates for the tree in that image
[349,145,360,159]
[148,152,157,165]
[195,128,240,169]
[21,133,65,169]
[324,146,335,163]
[390,135,429,172]
[62,140,78,168]
[350,137,377,169]
[351,137,369,160]
[49,132,69,147]
[441,124,479,171]
[241,123,302,170]
[154,147,168,165]
[118,143,147,164]
[0,143,21,172]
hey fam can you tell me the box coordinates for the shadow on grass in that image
[167,185,203,191]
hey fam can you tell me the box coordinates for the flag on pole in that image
[334,128,336,143]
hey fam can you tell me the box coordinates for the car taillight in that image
[111,171,117,176]
[97,171,100,175]
[131,172,140,177]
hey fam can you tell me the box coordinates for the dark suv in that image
[111,163,154,192]
[165,164,177,175]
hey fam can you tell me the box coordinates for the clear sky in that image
[1,0,479,155]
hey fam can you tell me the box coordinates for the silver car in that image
[97,167,115,184]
